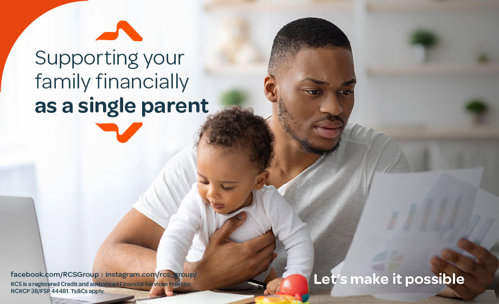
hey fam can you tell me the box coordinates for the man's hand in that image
[432,238,499,301]
[149,270,177,297]
[264,278,283,295]
[184,212,277,290]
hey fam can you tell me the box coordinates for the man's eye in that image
[305,89,321,96]
[340,89,353,96]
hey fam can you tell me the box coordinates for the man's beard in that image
[278,97,342,155]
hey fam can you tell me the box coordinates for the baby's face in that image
[196,141,264,214]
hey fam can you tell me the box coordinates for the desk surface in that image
[102,287,498,304]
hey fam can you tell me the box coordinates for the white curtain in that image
[1,0,205,276]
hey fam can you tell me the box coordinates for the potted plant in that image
[477,53,490,64]
[220,88,247,107]
[465,98,488,125]
[409,29,438,63]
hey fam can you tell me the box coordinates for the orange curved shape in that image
[0,0,87,92]
[96,122,143,143]
[96,20,143,41]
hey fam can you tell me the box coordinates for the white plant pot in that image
[412,44,427,64]
[472,113,486,126]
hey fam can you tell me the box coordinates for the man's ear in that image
[254,170,270,190]
[264,74,277,103]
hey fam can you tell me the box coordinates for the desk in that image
[102,287,498,303]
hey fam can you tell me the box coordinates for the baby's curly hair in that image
[198,107,274,171]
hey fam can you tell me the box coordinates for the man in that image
[93,18,498,300]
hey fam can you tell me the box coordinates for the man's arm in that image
[93,209,163,290]
[93,209,276,291]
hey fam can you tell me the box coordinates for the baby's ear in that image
[254,171,269,190]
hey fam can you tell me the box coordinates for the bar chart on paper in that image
[384,195,466,239]
[467,215,495,245]
[332,169,499,302]
[331,169,484,300]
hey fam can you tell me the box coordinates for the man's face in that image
[272,47,356,154]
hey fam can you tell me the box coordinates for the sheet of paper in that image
[331,168,485,301]
[372,188,499,302]
[466,189,499,250]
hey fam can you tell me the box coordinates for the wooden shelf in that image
[205,0,499,12]
[204,63,267,75]
[367,0,499,12]
[204,1,354,12]
[206,63,499,76]
[367,64,499,76]
[375,126,499,139]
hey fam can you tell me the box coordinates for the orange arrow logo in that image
[96,20,143,41]
[96,122,143,143]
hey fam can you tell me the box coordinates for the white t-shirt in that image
[155,184,314,281]
[134,123,411,288]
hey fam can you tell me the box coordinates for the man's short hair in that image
[268,17,351,76]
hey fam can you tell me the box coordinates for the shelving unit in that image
[205,61,499,78]
[374,126,499,140]
[203,1,499,77]
[204,64,267,75]
[367,64,499,76]
[367,0,499,12]
[205,0,499,12]
[204,0,354,12]
[201,0,499,130]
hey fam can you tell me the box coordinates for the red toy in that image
[276,274,309,302]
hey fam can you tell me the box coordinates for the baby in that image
[150,107,313,297]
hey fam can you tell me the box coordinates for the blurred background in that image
[0,0,498,291]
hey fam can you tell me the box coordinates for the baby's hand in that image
[264,278,283,295]
[149,270,177,297]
